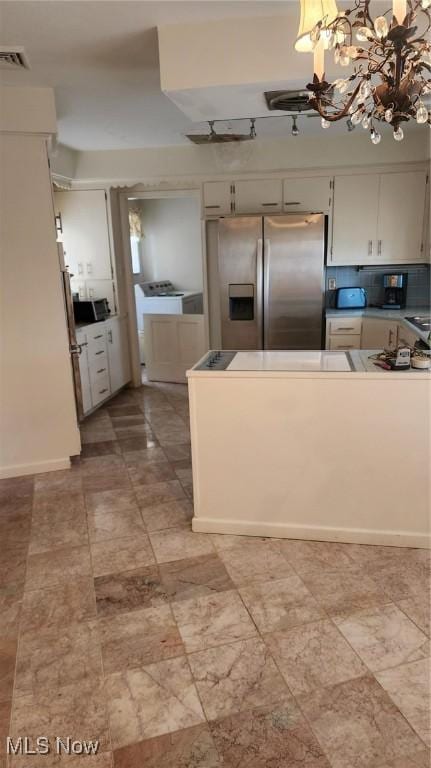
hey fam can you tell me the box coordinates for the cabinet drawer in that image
[89,358,109,379]
[90,370,111,406]
[328,317,362,335]
[329,334,361,350]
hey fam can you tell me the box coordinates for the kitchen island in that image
[187,350,430,549]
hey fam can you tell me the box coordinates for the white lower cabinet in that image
[106,316,131,393]
[76,317,131,416]
[397,323,420,347]
[326,315,362,350]
[361,318,398,350]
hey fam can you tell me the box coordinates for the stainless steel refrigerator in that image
[208,214,325,350]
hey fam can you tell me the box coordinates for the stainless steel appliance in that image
[73,298,111,324]
[382,273,408,309]
[405,316,430,332]
[208,214,325,350]
[58,243,84,421]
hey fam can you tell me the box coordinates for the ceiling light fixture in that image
[295,0,431,142]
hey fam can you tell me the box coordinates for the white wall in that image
[0,88,80,478]
[138,197,203,291]
[72,128,429,185]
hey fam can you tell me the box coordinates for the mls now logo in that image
[7,737,100,755]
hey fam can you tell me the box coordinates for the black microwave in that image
[73,299,110,324]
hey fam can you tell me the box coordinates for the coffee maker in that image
[382,273,408,309]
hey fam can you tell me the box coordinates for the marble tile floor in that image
[1,379,430,768]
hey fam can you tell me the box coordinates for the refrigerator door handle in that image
[263,238,271,349]
[256,238,264,349]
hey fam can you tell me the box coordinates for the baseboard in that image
[0,457,71,480]
[192,516,431,549]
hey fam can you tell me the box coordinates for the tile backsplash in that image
[325,264,431,308]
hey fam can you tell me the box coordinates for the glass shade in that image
[295,0,339,52]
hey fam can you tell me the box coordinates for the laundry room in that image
[127,192,205,383]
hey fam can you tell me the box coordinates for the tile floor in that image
[1,379,430,768]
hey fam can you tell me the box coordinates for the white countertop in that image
[227,350,352,372]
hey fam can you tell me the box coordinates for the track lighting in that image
[291,116,299,136]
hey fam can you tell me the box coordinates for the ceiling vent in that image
[0,47,30,70]
[264,89,312,113]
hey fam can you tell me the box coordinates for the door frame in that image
[118,188,208,387]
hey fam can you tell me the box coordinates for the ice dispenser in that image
[229,284,254,321]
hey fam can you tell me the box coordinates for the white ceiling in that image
[0,0,422,150]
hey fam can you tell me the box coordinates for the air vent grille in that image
[0,47,30,70]
[264,90,312,113]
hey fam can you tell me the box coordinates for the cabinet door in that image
[203,182,232,216]
[75,331,92,415]
[106,316,131,393]
[331,175,379,265]
[377,172,427,263]
[54,190,113,280]
[283,177,332,214]
[397,323,419,347]
[234,179,282,214]
[361,318,398,350]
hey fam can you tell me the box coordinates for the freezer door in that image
[263,214,325,350]
[218,217,263,349]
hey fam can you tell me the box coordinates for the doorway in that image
[121,190,208,386]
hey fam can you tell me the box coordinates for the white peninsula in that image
[187,350,430,549]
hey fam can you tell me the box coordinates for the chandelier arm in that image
[311,81,363,121]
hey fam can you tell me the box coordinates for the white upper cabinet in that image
[377,171,427,264]
[203,181,232,216]
[331,171,428,266]
[331,174,380,265]
[234,179,282,214]
[283,177,332,214]
[54,190,113,280]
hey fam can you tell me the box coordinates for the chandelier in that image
[295,0,431,142]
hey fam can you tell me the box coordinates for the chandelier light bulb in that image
[374,16,389,38]
[416,102,429,123]
[385,107,394,122]
[370,129,382,144]
[321,117,331,128]
[348,46,359,59]
[421,0,430,9]
[339,46,350,66]
[335,29,346,44]
[321,28,334,49]
[351,109,364,125]
[393,126,404,140]
[362,115,371,129]
[356,26,373,41]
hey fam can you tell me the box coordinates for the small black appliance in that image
[382,273,408,309]
[73,298,110,324]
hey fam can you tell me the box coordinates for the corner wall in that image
[0,88,80,478]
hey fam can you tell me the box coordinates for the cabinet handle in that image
[205,205,221,209]
[55,213,63,234]
[368,240,373,256]
[107,330,113,343]
[337,326,355,331]
[284,201,301,206]
[77,263,84,275]
[388,329,394,345]
[95,350,104,356]
[262,202,279,207]
[378,240,382,256]
[99,388,108,394]
[338,345,354,349]
[97,368,106,374]
[93,334,103,339]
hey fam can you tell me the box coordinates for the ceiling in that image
[0,0,422,150]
